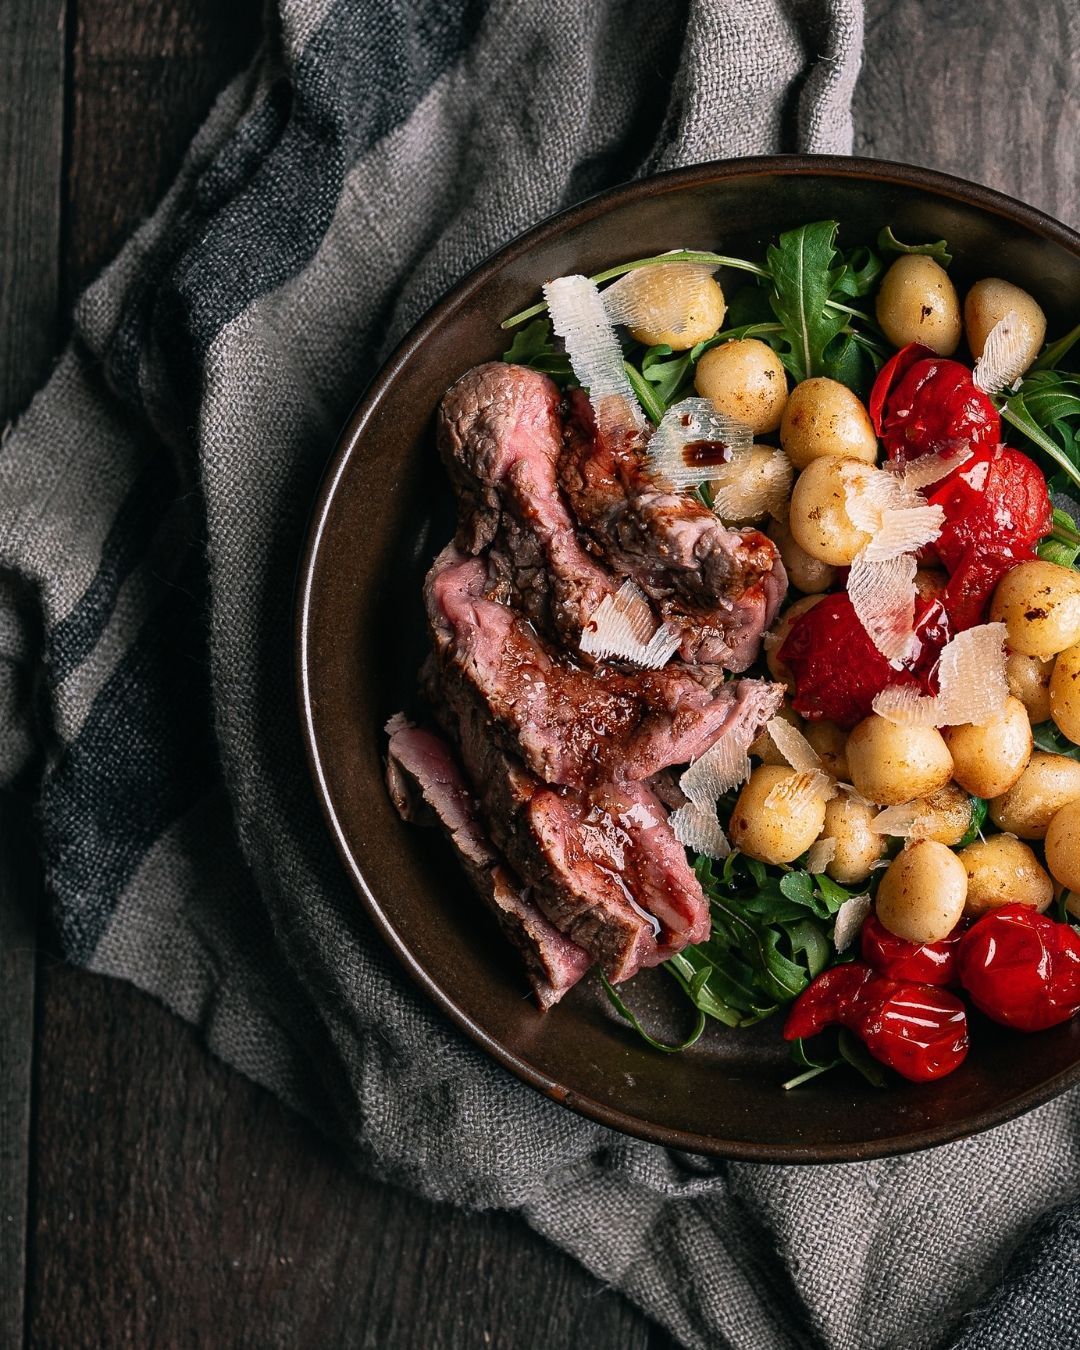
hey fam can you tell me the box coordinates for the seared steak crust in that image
[389,361,788,999]
[385,715,591,1008]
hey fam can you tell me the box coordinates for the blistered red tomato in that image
[870,343,1000,462]
[780,593,951,729]
[783,962,969,1082]
[956,904,1080,1031]
[861,912,963,986]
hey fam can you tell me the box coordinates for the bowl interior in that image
[299,158,1080,1161]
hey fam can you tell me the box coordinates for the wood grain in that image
[29,972,655,1350]
[854,0,1080,228]
[0,3,65,1348]
[22,1,1080,1348]
[0,0,66,417]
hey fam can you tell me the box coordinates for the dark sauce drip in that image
[681,438,731,469]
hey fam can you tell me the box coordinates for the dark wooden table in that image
[3,3,1078,1346]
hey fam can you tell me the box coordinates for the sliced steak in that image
[436,688,658,980]
[385,714,591,1009]
[559,389,786,670]
[437,362,619,648]
[426,544,759,789]
[433,680,711,978]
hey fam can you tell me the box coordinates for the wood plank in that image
[0,3,66,1347]
[63,0,261,299]
[0,0,66,417]
[854,0,1080,228]
[29,973,654,1350]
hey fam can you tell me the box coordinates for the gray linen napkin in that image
[2,2,1077,1346]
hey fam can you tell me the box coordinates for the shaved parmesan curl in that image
[843,461,946,662]
[579,580,680,669]
[973,310,1029,395]
[806,836,838,875]
[872,623,1009,727]
[544,274,646,438]
[670,801,731,860]
[832,893,872,953]
[711,446,793,523]
[765,716,824,775]
[602,262,718,333]
[647,397,754,490]
[679,682,785,806]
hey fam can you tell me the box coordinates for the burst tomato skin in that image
[929,445,1052,568]
[870,343,1000,462]
[924,444,1050,629]
[956,905,1080,1031]
[783,961,969,1082]
[861,912,963,986]
[779,593,949,730]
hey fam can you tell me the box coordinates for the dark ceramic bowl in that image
[297,155,1080,1162]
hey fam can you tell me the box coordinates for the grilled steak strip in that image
[559,389,787,670]
[385,714,591,1008]
[426,545,763,790]
[437,362,618,649]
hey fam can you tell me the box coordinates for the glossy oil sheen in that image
[297,156,1080,1162]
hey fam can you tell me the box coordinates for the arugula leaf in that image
[958,796,988,848]
[783,1030,886,1090]
[1033,721,1080,760]
[765,221,849,384]
[1000,388,1080,492]
[876,225,953,266]
[623,360,666,425]
[501,318,574,384]
[1033,320,1080,372]
[1038,508,1080,567]
[599,972,707,1051]
[832,245,883,298]
[639,344,695,407]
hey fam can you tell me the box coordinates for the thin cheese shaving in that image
[764,769,837,813]
[844,463,947,661]
[973,310,1029,395]
[862,507,945,562]
[544,274,647,438]
[893,444,974,490]
[679,682,785,806]
[646,397,754,490]
[848,552,919,664]
[870,801,926,838]
[833,894,872,953]
[871,623,1009,727]
[711,446,793,522]
[669,801,731,859]
[765,716,824,774]
[579,580,680,669]
[806,836,837,875]
[601,262,718,334]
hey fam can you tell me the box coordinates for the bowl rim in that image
[297,153,1080,1163]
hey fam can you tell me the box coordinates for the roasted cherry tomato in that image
[783,962,969,1082]
[941,544,1029,631]
[929,444,1051,571]
[956,904,1080,1031]
[780,593,950,729]
[861,912,963,986]
[870,343,1000,462]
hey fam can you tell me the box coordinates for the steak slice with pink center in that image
[385,714,591,1009]
[559,389,787,670]
[425,545,761,790]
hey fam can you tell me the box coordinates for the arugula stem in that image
[1000,403,1080,492]
[782,1063,836,1090]
[501,250,769,329]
